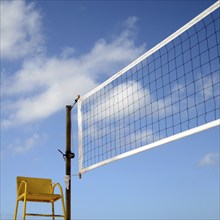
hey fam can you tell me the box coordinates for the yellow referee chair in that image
[14,176,66,220]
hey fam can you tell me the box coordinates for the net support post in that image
[66,105,72,220]
[65,96,79,219]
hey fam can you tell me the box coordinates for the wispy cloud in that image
[198,152,220,167]
[83,80,177,124]
[8,133,45,154]
[0,0,44,60]
[1,0,145,128]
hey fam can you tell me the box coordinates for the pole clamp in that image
[58,149,75,160]
[66,151,75,159]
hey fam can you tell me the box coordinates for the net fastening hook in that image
[71,95,80,110]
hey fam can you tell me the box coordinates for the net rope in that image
[78,3,220,174]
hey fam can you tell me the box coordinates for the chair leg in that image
[14,200,19,220]
[52,202,55,220]
[22,196,27,220]
[61,197,66,220]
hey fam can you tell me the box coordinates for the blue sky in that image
[0,0,219,219]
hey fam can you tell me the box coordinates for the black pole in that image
[66,105,72,220]
[64,96,79,220]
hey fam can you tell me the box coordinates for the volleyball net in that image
[78,2,220,175]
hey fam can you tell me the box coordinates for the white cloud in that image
[83,81,150,122]
[82,79,180,158]
[83,79,179,127]
[8,133,44,154]
[198,152,220,167]
[61,47,76,59]
[194,74,220,102]
[0,0,43,60]
[1,12,146,128]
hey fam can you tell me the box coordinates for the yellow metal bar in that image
[22,181,27,220]
[14,180,27,220]
[14,200,19,220]
[52,202,55,220]
[52,183,63,193]
[52,183,66,220]
[61,194,66,220]
[17,180,27,197]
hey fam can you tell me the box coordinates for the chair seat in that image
[18,193,62,203]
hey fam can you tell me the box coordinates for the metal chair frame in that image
[14,176,66,220]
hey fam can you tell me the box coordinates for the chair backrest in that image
[17,176,52,196]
